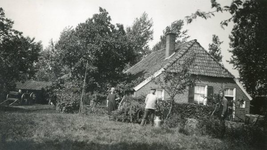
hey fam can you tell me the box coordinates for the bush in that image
[82,92,107,106]
[111,98,228,138]
[56,92,80,113]
[111,98,218,127]
[111,96,144,123]
[157,101,218,128]
[156,101,226,137]
[224,123,267,149]
[111,96,267,149]
[93,93,107,106]
[48,80,82,113]
[198,117,224,137]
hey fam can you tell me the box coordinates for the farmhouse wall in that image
[135,75,250,121]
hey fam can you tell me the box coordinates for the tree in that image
[126,12,153,63]
[185,0,267,97]
[208,34,223,62]
[56,27,82,71]
[229,0,267,96]
[0,8,42,99]
[35,40,67,81]
[0,8,21,41]
[153,52,196,119]
[55,8,137,92]
[152,20,189,51]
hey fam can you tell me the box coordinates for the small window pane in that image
[156,90,163,100]
[240,101,246,108]
[225,88,234,96]
[195,86,205,94]
[194,86,205,104]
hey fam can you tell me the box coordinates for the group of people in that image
[106,87,230,126]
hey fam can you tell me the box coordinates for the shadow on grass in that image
[0,139,182,150]
[0,105,56,113]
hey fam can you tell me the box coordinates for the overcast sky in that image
[0,0,238,77]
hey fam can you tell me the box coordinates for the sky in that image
[0,0,238,77]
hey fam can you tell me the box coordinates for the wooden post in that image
[79,60,88,114]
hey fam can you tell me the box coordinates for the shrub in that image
[83,92,107,106]
[157,101,218,128]
[49,80,82,113]
[111,96,244,139]
[111,98,218,128]
[156,101,226,137]
[94,93,107,106]
[198,117,225,137]
[224,123,267,149]
[111,96,267,149]
[111,96,144,123]
[56,92,80,113]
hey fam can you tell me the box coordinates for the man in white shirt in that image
[140,88,158,126]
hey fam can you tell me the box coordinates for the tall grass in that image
[0,105,262,150]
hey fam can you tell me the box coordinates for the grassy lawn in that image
[0,105,255,150]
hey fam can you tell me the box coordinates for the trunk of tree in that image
[79,60,88,114]
[165,97,175,119]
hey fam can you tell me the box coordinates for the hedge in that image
[111,98,220,126]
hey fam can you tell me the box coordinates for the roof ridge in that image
[163,39,197,70]
[194,41,235,78]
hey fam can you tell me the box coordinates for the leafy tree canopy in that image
[0,7,42,97]
[35,40,68,82]
[126,12,153,63]
[229,0,267,96]
[152,20,189,51]
[185,0,267,96]
[56,7,137,92]
[208,34,223,62]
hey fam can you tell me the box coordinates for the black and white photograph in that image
[0,0,266,149]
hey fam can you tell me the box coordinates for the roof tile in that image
[127,39,233,85]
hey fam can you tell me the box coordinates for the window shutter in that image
[188,85,194,103]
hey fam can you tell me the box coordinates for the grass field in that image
[0,105,258,150]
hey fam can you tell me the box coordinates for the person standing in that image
[220,91,228,119]
[141,88,158,126]
[219,90,228,138]
[107,87,119,116]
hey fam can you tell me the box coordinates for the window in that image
[156,89,164,100]
[188,85,210,105]
[225,88,234,97]
[194,85,207,105]
[224,88,235,108]
[240,100,246,108]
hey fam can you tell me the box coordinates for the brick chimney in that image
[166,32,176,58]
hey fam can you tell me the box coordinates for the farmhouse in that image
[126,33,252,121]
